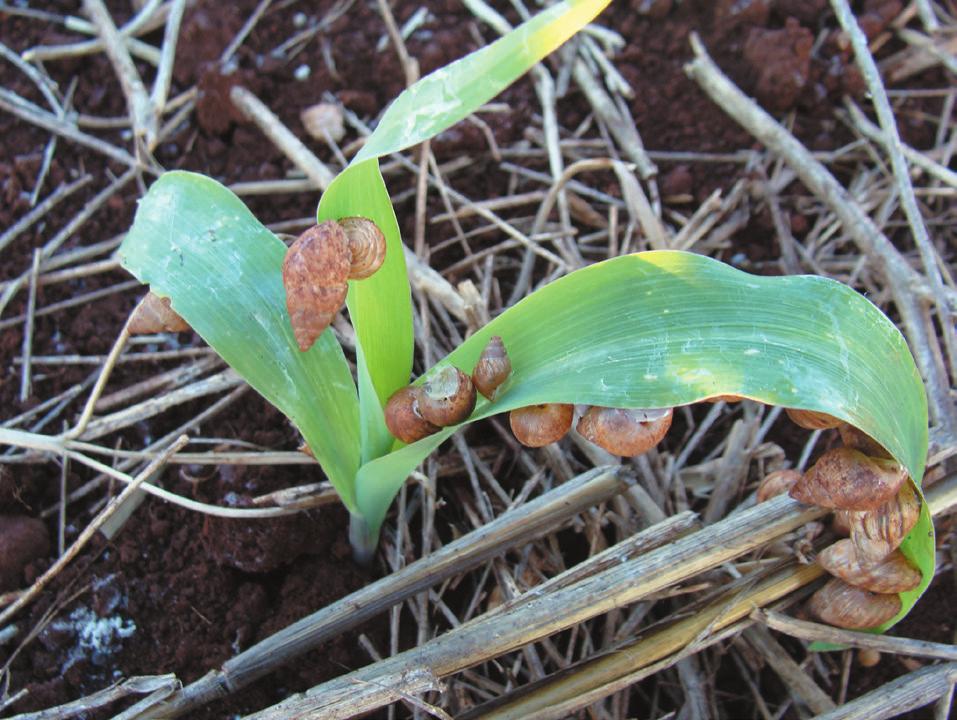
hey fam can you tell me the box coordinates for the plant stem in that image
[348,512,379,566]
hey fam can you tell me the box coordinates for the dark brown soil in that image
[1,0,953,718]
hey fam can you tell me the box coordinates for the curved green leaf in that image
[320,0,612,462]
[353,0,613,164]
[355,251,932,625]
[119,171,362,511]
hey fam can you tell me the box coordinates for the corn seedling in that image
[119,0,933,630]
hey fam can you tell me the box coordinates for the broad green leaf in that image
[119,171,362,512]
[318,0,612,462]
[355,251,932,626]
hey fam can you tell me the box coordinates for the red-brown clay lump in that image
[0,515,50,592]
[743,17,814,112]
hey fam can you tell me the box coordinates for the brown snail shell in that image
[576,406,673,457]
[857,648,881,667]
[472,336,511,400]
[756,469,801,503]
[416,366,477,427]
[282,222,351,352]
[832,509,853,537]
[789,447,908,512]
[384,386,439,444]
[817,539,921,594]
[838,423,892,459]
[848,481,920,566]
[785,407,842,430]
[510,403,574,447]
[129,292,190,334]
[339,216,386,280]
[807,578,901,629]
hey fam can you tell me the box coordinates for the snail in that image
[510,404,574,447]
[703,394,744,403]
[282,218,387,352]
[789,446,908,512]
[756,468,801,503]
[817,539,921,594]
[384,386,439,444]
[857,648,881,667]
[472,336,511,400]
[837,422,892,459]
[338,216,387,280]
[784,407,842,430]
[417,366,477,427]
[806,577,900,629]
[848,481,920,565]
[832,509,852,537]
[129,291,190,334]
[577,406,673,457]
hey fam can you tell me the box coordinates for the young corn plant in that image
[120,0,933,630]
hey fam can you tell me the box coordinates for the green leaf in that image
[119,171,362,512]
[317,0,613,463]
[355,251,932,625]
[353,0,613,164]
[317,160,411,461]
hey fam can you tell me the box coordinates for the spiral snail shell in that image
[417,366,477,427]
[785,407,842,430]
[848,481,920,566]
[817,540,921,594]
[510,404,574,447]
[129,291,191,334]
[384,386,439,444]
[756,468,801,503]
[837,422,892,459]
[282,218,387,352]
[472,336,511,400]
[576,406,673,457]
[339,216,387,280]
[806,577,901,629]
[789,447,908,512]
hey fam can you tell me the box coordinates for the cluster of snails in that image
[384,336,675,459]
[283,224,920,630]
[508,403,674,457]
[385,336,509,443]
[758,410,921,629]
[282,218,387,352]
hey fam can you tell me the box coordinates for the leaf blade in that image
[353,0,613,164]
[317,160,411,456]
[356,251,931,625]
[319,0,613,463]
[119,171,362,510]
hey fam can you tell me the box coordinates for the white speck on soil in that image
[51,605,136,673]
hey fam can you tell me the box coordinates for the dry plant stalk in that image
[149,467,633,718]
[241,495,825,719]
